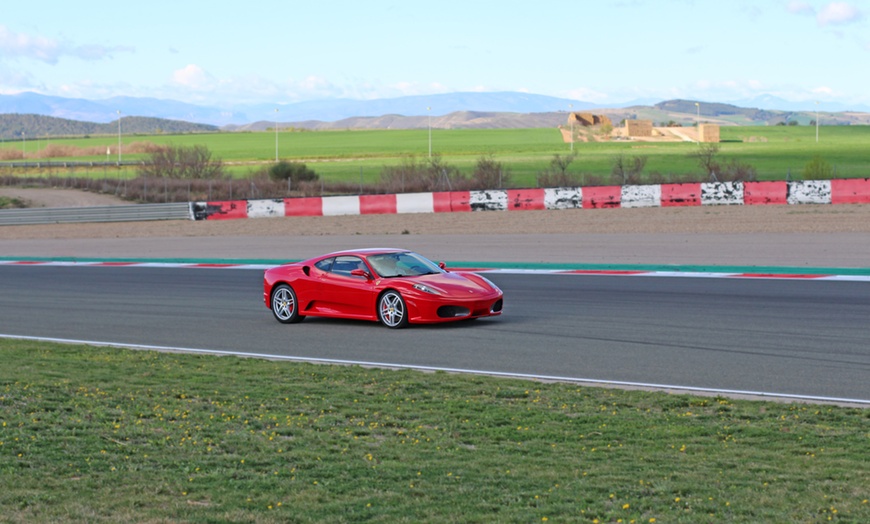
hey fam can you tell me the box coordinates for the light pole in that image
[275,108,279,162]
[695,102,700,142]
[117,110,122,164]
[815,101,819,143]
[21,131,25,159]
[427,106,432,158]
[568,103,574,152]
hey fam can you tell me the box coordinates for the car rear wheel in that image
[378,290,408,329]
[271,284,304,324]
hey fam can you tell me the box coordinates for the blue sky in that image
[1,0,868,108]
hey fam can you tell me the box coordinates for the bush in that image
[379,154,465,193]
[471,155,510,188]
[716,159,757,182]
[611,154,647,185]
[535,153,582,187]
[268,161,318,186]
[802,156,833,180]
[138,144,224,179]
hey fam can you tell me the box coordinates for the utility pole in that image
[117,110,122,163]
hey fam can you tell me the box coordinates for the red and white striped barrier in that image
[192,179,870,220]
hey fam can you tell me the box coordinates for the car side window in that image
[331,256,367,278]
[314,258,334,272]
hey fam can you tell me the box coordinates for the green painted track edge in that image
[2,256,869,276]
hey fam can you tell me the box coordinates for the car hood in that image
[412,272,497,295]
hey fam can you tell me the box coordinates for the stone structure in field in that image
[625,119,653,137]
[568,112,612,127]
[699,123,720,143]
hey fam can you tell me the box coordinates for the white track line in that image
[2,334,867,407]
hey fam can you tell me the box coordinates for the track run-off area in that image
[1,262,868,405]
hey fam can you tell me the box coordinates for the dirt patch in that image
[0,188,128,208]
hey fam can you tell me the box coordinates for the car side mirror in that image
[351,268,372,280]
[439,262,448,272]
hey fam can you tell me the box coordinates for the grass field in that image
[1,338,867,523]
[1,125,869,186]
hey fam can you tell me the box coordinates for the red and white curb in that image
[2,259,869,281]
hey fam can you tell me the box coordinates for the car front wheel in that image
[378,290,408,329]
[271,284,304,324]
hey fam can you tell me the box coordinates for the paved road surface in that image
[2,265,867,404]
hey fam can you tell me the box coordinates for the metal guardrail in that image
[0,160,144,168]
[0,202,194,226]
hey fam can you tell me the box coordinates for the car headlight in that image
[413,283,441,295]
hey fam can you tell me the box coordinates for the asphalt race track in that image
[1,265,868,404]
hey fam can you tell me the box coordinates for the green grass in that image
[2,125,870,186]
[1,338,867,523]
[0,196,26,209]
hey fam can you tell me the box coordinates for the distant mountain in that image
[655,99,781,122]
[0,91,604,126]
[727,95,870,113]
[0,92,246,126]
[650,99,868,126]
[225,110,573,132]
[0,114,217,141]
[266,92,602,122]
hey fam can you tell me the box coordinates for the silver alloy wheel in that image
[378,291,408,328]
[271,284,303,324]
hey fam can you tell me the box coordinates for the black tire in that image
[271,284,304,324]
[377,290,409,329]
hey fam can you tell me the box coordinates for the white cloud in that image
[817,2,862,25]
[787,1,814,15]
[564,87,609,103]
[0,25,132,64]
[171,64,214,90]
[0,25,61,63]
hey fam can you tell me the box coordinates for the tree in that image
[690,143,721,178]
[549,153,577,176]
[536,153,583,187]
[138,144,224,179]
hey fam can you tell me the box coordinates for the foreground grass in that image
[1,339,867,523]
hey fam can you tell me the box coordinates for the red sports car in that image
[263,248,503,328]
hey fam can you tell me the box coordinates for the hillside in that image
[0,114,218,141]
[3,100,870,139]
[225,103,870,132]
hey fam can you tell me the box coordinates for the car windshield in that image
[367,252,443,278]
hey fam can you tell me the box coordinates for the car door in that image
[319,255,376,319]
